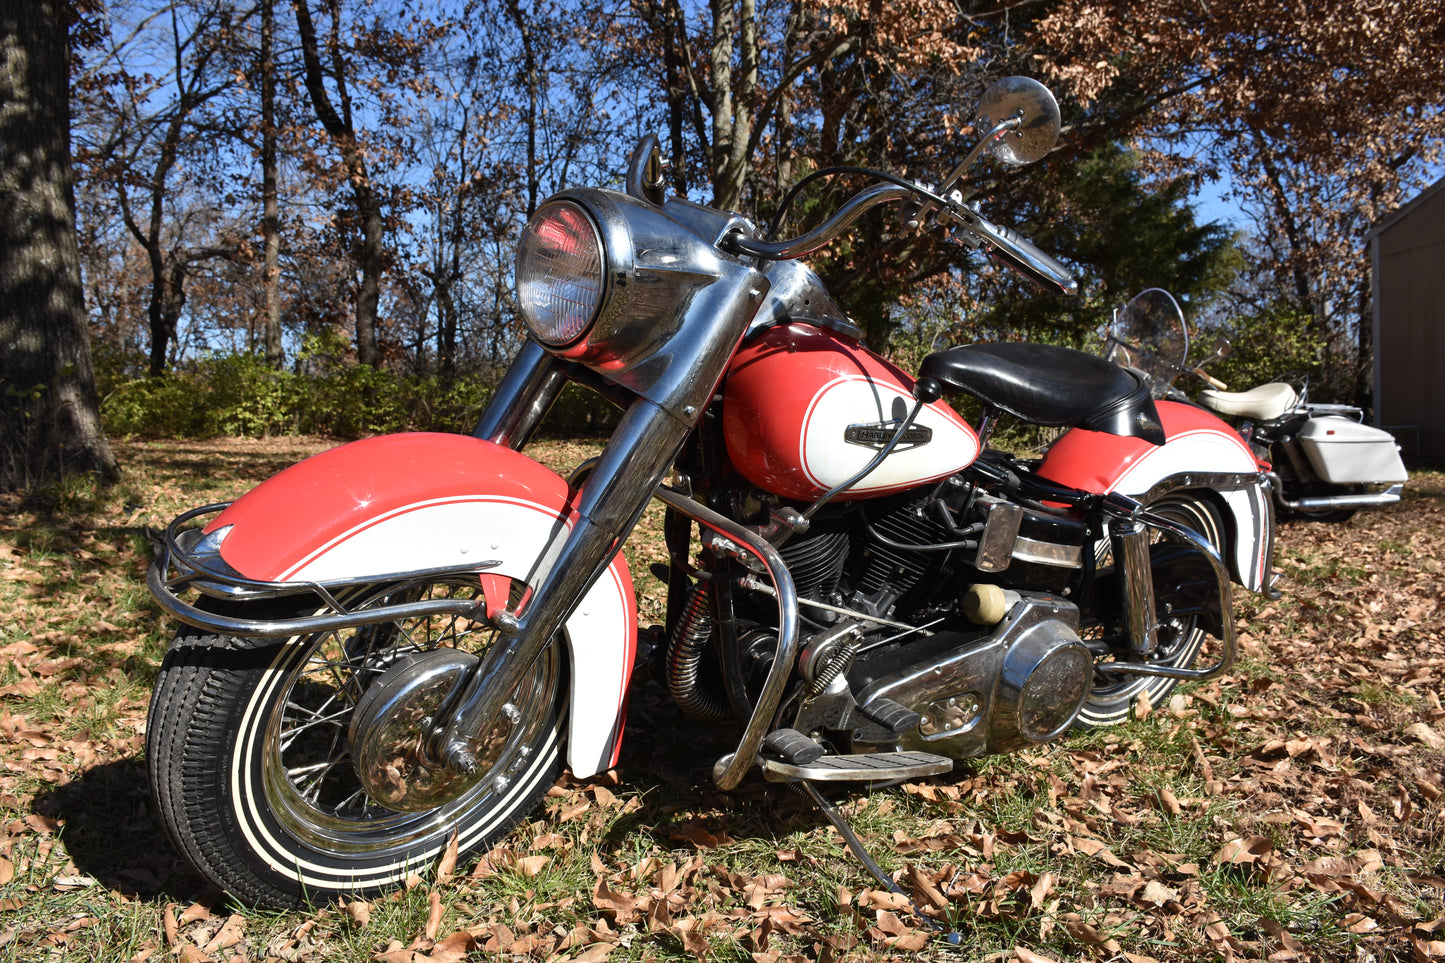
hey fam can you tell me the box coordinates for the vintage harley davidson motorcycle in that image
[1103,288,1407,523]
[145,77,1277,908]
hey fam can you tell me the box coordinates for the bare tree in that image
[293,0,388,367]
[1,0,119,488]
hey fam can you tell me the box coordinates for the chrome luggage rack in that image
[148,503,505,640]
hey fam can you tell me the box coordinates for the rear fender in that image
[204,432,636,778]
[1039,401,1274,592]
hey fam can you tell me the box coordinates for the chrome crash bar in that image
[651,485,801,792]
[148,503,503,639]
[151,491,803,791]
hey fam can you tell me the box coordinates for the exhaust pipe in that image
[1271,480,1403,512]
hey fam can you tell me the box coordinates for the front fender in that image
[204,432,636,778]
[1039,402,1274,592]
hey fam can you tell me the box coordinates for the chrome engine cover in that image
[849,593,1091,759]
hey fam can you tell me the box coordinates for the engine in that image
[775,484,1097,759]
[844,593,1092,758]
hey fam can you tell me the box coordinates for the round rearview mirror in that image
[974,76,1061,166]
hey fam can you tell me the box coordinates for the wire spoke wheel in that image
[146,575,563,908]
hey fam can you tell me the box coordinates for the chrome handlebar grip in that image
[949,206,1077,296]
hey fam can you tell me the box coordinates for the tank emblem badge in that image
[844,422,934,450]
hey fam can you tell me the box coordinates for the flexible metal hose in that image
[666,582,730,723]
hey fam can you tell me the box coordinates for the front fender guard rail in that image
[149,503,505,641]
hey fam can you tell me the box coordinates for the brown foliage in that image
[0,439,1441,960]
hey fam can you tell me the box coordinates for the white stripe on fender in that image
[1110,429,1269,592]
[287,495,632,776]
[229,495,633,887]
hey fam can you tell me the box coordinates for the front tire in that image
[1074,492,1225,730]
[146,576,562,909]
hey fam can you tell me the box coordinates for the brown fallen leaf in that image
[373,939,415,963]
[906,863,948,911]
[201,915,244,954]
[435,830,459,886]
[417,931,477,963]
[571,944,613,963]
[1014,947,1060,963]
[516,854,550,877]
[1404,722,1445,749]
[1060,915,1121,954]
[341,898,372,929]
[1134,690,1153,720]
[871,911,929,951]
[1028,872,1055,911]
[1214,836,1273,866]
[593,876,639,924]
[424,888,444,941]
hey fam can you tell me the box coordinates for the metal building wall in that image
[1371,178,1445,463]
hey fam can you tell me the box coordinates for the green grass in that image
[0,446,1441,961]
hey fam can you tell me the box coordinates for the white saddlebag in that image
[1298,416,1408,484]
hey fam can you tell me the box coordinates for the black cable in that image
[766,166,948,241]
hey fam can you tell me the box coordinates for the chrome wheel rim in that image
[259,576,557,856]
[1088,495,1222,691]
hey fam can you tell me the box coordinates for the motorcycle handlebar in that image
[951,208,1077,296]
[722,177,1077,299]
[722,183,917,260]
[1193,368,1229,390]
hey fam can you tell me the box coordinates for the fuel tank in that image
[721,323,980,501]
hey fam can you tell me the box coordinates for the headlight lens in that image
[515,202,604,347]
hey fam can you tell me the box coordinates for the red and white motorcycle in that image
[146,78,1276,908]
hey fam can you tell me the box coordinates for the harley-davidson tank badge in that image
[844,422,934,450]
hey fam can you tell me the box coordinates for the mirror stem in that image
[905,116,1022,230]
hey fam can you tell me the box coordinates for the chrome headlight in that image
[515,201,604,347]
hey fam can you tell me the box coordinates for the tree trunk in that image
[261,0,283,367]
[0,0,119,489]
[295,0,382,367]
[708,0,758,212]
[506,0,541,217]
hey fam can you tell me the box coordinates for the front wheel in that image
[1074,492,1225,730]
[146,576,563,909]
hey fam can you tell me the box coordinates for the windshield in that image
[1104,288,1189,399]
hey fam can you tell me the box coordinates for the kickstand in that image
[795,781,963,946]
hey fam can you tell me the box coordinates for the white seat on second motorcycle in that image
[1198,382,1299,421]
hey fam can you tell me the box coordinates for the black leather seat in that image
[918,342,1165,444]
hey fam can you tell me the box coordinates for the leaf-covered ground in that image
[0,437,1441,962]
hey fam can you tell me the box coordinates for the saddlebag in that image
[1297,417,1408,485]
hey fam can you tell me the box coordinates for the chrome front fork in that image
[436,352,695,773]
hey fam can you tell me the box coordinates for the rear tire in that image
[146,576,562,909]
[1074,492,1224,729]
